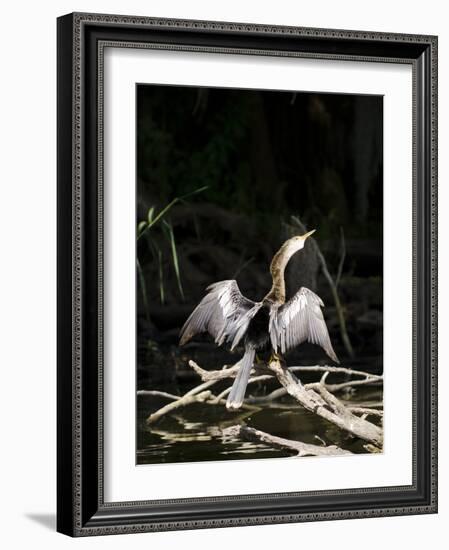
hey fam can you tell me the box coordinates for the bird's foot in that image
[268,352,285,366]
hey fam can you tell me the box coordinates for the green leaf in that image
[137,185,208,241]
[137,221,147,235]
[136,258,150,320]
[162,220,184,301]
[157,247,165,304]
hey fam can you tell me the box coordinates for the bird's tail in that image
[226,348,255,410]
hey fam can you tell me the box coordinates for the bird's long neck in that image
[264,246,291,304]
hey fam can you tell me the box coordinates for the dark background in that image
[136,84,383,464]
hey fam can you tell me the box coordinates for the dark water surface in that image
[137,386,382,465]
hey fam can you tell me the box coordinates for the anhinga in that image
[179,230,339,410]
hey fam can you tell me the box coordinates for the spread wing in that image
[269,287,339,363]
[179,280,259,350]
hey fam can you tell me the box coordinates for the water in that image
[137,387,382,464]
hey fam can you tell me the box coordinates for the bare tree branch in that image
[188,361,240,381]
[144,358,383,451]
[246,387,287,404]
[146,390,213,425]
[290,216,354,357]
[145,364,265,424]
[347,406,383,418]
[189,360,383,394]
[222,425,352,457]
[137,390,180,400]
[335,226,346,289]
[289,365,382,380]
[184,358,383,447]
[265,359,382,447]
[306,377,381,393]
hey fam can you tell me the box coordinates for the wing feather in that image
[179,280,259,350]
[269,287,339,363]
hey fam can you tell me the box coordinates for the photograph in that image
[136,84,384,465]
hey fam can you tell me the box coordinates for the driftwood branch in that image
[266,360,382,447]
[186,359,383,448]
[222,424,352,457]
[188,361,240,381]
[246,387,287,404]
[137,389,180,400]
[347,406,383,418]
[289,364,382,379]
[306,377,381,393]
[144,358,383,452]
[145,364,264,424]
[189,360,382,394]
[246,376,381,404]
[146,390,213,424]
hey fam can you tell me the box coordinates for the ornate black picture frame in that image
[57,12,438,536]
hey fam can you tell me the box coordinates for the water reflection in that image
[137,387,382,464]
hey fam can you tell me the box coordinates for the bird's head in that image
[270,229,316,276]
[283,229,316,257]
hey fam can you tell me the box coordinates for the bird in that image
[179,230,339,410]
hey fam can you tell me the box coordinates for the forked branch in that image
[222,424,352,457]
[185,359,383,448]
[144,358,383,451]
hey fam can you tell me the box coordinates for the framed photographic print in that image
[57,12,438,536]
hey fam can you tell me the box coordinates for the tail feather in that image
[226,348,255,410]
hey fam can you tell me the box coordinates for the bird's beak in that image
[303,229,316,240]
